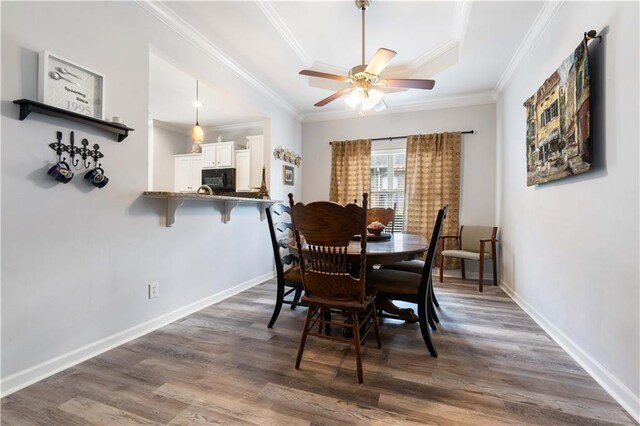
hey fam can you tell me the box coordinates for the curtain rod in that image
[329,130,474,145]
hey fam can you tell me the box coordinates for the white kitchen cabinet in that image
[246,135,264,189]
[201,142,235,169]
[174,154,202,192]
[235,149,251,191]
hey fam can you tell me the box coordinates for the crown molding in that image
[254,1,313,67]
[453,0,472,57]
[152,119,264,135]
[301,92,495,123]
[492,0,564,97]
[136,1,302,120]
[205,120,264,133]
[152,119,190,135]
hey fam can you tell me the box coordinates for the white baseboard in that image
[0,271,275,398]
[498,279,640,422]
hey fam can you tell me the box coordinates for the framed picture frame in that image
[38,51,105,120]
[283,165,294,186]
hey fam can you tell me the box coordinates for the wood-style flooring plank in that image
[1,277,634,425]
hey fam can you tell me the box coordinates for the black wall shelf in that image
[13,99,134,142]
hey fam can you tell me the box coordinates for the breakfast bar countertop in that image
[142,191,280,226]
[143,190,277,202]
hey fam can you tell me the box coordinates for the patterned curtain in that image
[329,139,372,205]
[405,133,461,269]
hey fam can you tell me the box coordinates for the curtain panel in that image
[405,132,461,269]
[329,139,372,205]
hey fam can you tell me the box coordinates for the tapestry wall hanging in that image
[524,39,591,186]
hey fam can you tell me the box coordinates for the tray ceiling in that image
[147,1,545,123]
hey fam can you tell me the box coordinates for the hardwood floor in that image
[1,277,634,425]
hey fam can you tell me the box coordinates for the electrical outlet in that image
[148,282,159,299]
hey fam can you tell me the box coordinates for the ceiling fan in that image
[299,0,435,113]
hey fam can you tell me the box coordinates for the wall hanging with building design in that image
[524,34,594,186]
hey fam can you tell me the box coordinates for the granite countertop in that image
[143,191,277,202]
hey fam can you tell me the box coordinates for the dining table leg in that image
[376,299,419,323]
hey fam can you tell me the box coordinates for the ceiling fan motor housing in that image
[349,65,379,85]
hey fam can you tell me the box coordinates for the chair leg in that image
[290,288,303,309]
[267,278,285,328]
[460,259,466,279]
[479,255,484,292]
[317,308,325,335]
[427,288,437,332]
[418,289,438,358]
[430,292,440,324]
[324,309,332,336]
[431,279,440,308]
[295,306,315,369]
[371,305,382,349]
[439,254,444,282]
[351,311,364,384]
[492,255,498,286]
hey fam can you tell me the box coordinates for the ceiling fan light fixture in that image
[344,87,384,111]
[362,88,384,111]
[344,88,365,108]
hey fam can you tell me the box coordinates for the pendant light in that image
[191,80,204,147]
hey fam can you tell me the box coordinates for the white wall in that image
[1,1,301,394]
[204,124,263,150]
[496,1,639,419]
[302,103,497,227]
[152,123,191,191]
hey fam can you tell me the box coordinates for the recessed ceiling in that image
[146,1,545,121]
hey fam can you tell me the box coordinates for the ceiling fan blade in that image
[299,70,347,81]
[374,100,388,112]
[364,48,397,76]
[314,88,353,107]
[384,78,436,90]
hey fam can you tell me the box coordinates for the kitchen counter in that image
[143,191,280,226]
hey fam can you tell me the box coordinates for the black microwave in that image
[202,168,235,192]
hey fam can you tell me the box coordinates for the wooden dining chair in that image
[439,225,498,292]
[366,206,448,357]
[265,204,304,328]
[367,202,397,233]
[378,205,449,320]
[289,193,381,384]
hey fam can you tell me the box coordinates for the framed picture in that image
[38,51,105,119]
[283,165,294,186]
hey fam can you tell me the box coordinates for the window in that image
[550,100,559,119]
[370,148,405,232]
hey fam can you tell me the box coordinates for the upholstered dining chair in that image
[366,206,448,358]
[439,225,498,292]
[265,204,304,328]
[367,202,397,233]
[289,193,381,384]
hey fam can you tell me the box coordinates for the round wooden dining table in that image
[346,232,429,266]
[291,232,430,266]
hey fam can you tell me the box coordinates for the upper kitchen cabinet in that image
[235,135,264,191]
[174,153,202,192]
[246,135,264,189]
[202,142,235,169]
